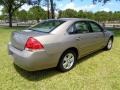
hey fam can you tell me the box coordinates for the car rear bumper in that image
[8,43,56,71]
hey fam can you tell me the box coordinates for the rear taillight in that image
[25,37,44,51]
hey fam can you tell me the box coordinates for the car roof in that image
[46,18,96,22]
[58,18,94,22]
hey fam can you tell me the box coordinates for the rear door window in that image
[68,21,90,34]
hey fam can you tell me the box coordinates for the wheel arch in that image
[63,47,79,59]
[57,47,79,71]
[110,35,114,41]
[57,47,79,65]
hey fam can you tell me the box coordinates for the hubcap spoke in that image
[63,62,68,68]
[69,57,74,63]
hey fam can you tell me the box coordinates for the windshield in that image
[29,20,65,33]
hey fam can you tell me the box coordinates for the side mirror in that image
[102,23,105,29]
[104,29,107,32]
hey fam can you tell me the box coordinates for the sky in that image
[54,0,120,12]
[0,0,120,15]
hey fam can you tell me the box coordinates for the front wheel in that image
[57,50,77,72]
[105,38,113,50]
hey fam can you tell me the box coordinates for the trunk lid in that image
[11,30,47,50]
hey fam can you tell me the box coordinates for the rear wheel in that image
[105,38,113,50]
[57,50,77,72]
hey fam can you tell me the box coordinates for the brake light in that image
[25,37,44,50]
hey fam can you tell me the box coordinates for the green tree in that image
[15,10,28,22]
[28,6,46,22]
[77,10,94,19]
[85,12,94,19]
[0,15,5,20]
[28,0,51,19]
[107,11,113,21]
[112,11,120,21]
[77,10,84,18]
[60,9,77,18]
[0,0,26,27]
[94,11,109,22]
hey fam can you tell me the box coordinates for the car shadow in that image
[14,64,61,81]
[14,49,104,81]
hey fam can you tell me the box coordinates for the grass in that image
[0,27,120,90]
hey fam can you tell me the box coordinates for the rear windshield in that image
[29,20,65,33]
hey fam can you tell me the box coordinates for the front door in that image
[88,21,105,51]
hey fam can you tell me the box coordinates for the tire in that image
[57,50,77,72]
[104,38,113,50]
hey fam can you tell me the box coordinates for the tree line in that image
[1,7,120,23]
[59,9,120,22]
[0,6,47,22]
[0,0,56,27]
[0,0,118,27]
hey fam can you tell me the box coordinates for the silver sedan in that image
[8,18,114,72]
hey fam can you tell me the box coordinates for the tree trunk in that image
[8,11,12,27]
[47,10,50,19]
[50,0,55,19]
[37,19,39,23]
[47,0,50,19]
